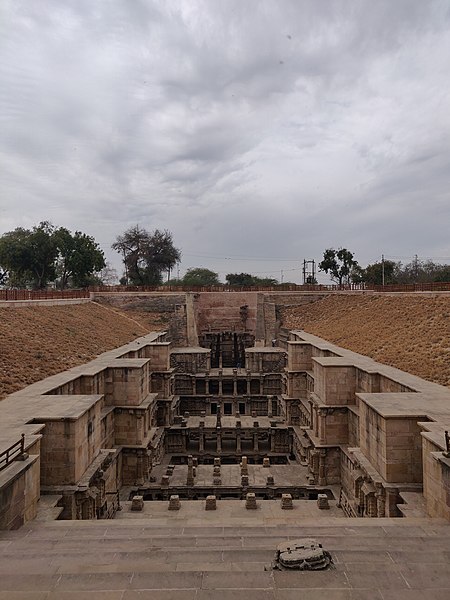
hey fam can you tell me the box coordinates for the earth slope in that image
[0,302,164,400]
[282,293,450,388]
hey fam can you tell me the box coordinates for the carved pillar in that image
[367,494,377,518]
[270,429,276,452]
[267,395,273,418]
[318,408,327,444]
[376,486,386,518]
[136,413,143,445]
[199,431,204,453]
[136,449,145,485]
[318,449,326,486]
[216,431,222,453]
[236,434,241,453]
[192,377,196,395]
[253,432,259,452]
[246,376,251,395]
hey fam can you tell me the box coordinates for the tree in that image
[362,260,397,285]
[182,268,220,286]
[318,248,359,286]
[226,273,278,286]
[54,228,105,289]
[0,222,106,289]
[0,222,58,289]
[112,226,181,285]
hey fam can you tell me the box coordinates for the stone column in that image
[216,431,222,453]
[187,455,194,486]
[376,487,386,518]
[270,429,276,452]
[318,449,326,486]
[267,395,273,418]
[253,432,259,452]
[205,377,210,395]
[367,494,377,517]
[246,376,251,395]
[318,408,327,444]
[233,370,238,395]
[136,450,145,485]
[192,377,196,395]
[136,413,143,445]
[199,425,205,453]
[236,433,241,453]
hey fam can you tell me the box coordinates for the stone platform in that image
[148,462,312,489]
[1,501,450,598]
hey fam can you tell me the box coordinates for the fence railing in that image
[90,281,450,293]
[0,281,449,300]
[0,289,90,301]
[0,434,26,472]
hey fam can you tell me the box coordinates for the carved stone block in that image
[131,495,144,511]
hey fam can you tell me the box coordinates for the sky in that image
[1,0,450,284]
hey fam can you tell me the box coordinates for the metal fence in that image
[0,434,25,472]
[0,289,90,301]
[0,281,449,300]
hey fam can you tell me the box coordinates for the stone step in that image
[34,494,64,521]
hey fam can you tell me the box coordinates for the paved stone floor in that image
[148,463,312,488]
[1,500,450,599]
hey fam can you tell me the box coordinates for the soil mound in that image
[282,294,450,388]
[0,302,164,400]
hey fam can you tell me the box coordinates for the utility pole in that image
[381,254,385,286]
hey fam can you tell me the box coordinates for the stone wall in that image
[193,292,258,334]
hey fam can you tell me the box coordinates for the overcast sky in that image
[1,0,449,283]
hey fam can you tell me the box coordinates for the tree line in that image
[318,248,450,286]
[0,224,448,289]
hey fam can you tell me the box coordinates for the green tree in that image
[182,268,220,286]
[112,226,181,285]
[318,248,359,286]
[54,228,105,289]
[226,273,278,286]
[0,222,58,289]
[362,260,397,285]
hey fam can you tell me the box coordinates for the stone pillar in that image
[216,431,222,453]
[236,434,241,453]
[233,373,238,395]
[246,492,257,509]
[136,413,144,445]
[169,495,181,510]
[253,432,259,452]
[136,450,146,486]
[281,494,293,509]
[267,395,273,418]
[131,496,144,511]
[270,429,276,452]
[205,377,210,395]
[205,495,217,510]
[199,423,205,453]
[317,408,327,444]
[187,455,194,487]
[317,494,329,510]
[318,449,326,486]
[241,456,248,475]
[246,376,251,395]
[376,487,386,518]
[367,494,377,518]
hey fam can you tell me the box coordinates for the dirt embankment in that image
[0,302,165,400]
[282,294,450,388]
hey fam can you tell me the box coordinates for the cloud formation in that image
[1,0,449,282]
